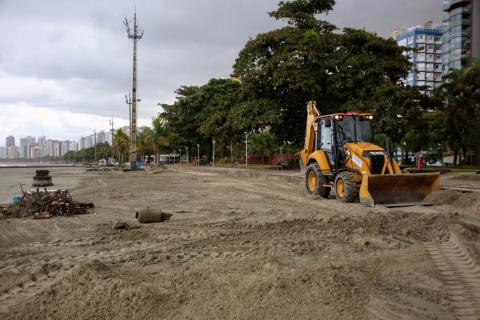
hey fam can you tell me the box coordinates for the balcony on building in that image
[416,72,426,81]
[416,34,425,44]
[443,0,471,12]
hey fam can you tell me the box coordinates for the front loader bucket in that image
[359,173,440,207]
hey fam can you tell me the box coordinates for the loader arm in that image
[300,101,320,168]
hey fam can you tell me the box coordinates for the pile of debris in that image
[0,189,94,219]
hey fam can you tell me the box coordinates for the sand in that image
[0,167,479,319]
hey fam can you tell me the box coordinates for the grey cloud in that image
[0,0,443,140]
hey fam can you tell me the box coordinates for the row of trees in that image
[62,118,168,164]
[155,0,480,165]
[110,118,168,165]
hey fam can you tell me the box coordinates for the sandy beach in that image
[0,166,479,319]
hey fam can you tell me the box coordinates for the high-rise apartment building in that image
[7,146,20,159]
[443,0,473,74]
[443,0,480,73]
[69,141,78,152]
[46,140,54,157]
[5,136,16,158]
[397,23,445,95]
[20,138,28,158]
[5,136,15,148]
[37,136,46,158]
[97,131,106,144]
[60,141,70,156]
[20,136,36,158]
[80,136,92,150]
[28,143,41,159]
[53,141,60,157]
[473,0,480,58]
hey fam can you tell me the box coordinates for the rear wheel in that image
[334,172,357,203]
[305,162,330,198]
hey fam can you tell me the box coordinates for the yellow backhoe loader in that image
[300,101,440,207]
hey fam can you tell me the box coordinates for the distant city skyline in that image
[0,117,152,148]
[0,130,115,159]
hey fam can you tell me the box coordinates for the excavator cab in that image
[300,101,440,207]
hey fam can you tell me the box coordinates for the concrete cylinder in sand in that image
[135,208,172,224]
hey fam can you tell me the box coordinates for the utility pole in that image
[94,129,97,164]
[109,118,114,164]
[124,10,144,169]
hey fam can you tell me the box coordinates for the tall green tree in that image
[137,129,153,162]
[249,131,276,163]
[436,60,480,164]
[113,129,130,165]
[146,117,168,164]
[160,85,202,151]
[160,79,249,159]
[233,0,412,145]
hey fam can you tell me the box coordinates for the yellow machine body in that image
[300,101,440,206]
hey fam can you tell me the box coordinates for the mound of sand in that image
[426,190,480,217]
[9,258,375,320]
[8,261,168,320]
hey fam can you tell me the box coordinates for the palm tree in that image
[137,128,153,163]
[113,129,130,165]
[146,117,168,165]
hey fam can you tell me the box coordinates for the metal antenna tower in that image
[123,9,144,169]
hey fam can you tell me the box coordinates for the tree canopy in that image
[150,0,476,165]
[436,60,480,163]
[232,0,412,145]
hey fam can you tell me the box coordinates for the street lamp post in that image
[185,146,189,165]
[245,133,248,169]
[212,138,216,167]
[197,144,200,166]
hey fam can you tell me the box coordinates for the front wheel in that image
[334,172,357,203]
[305,162,330,198]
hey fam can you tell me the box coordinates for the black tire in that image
[305,162,330,198]
[334,172,357,203]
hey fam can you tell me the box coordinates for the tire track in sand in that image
[425,225,480,320]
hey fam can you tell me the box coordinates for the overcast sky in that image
[0,0,443,146]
